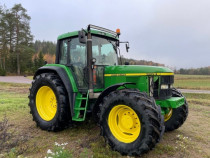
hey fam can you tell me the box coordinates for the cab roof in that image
[57,29,119,41]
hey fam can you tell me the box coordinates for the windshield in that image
[92,36,118,65]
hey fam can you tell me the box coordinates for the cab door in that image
[59,37,88,91]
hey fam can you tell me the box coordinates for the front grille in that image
[161,75,174,84]
[153,75,174,100]
[158,89,172,99]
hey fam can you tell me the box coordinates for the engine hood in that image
[104,65,173,76]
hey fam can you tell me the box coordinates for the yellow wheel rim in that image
[164,108,173,122]
[36,86,57,121]
[108,105,141,143]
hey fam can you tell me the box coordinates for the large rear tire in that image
[28,73,70,131]
[164,88,188,132]
[99,89,164,156]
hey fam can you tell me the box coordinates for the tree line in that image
[0,4,56,76]
[176,67,210,75]
[0,4,34,75]
[0,3,167,76]
[2,4,208,76]
[34,40,56,55]
[119,56,165,67]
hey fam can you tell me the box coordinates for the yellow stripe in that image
[104,72,174,77]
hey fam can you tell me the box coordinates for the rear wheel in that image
[99,89,164,156]
[36,86,57,121]
[164,88,188,132]
[28,73,70,131]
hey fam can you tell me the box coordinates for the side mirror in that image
[126,43,130,52]
[79,30,86,44]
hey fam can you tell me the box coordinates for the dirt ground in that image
[0,83,210,158]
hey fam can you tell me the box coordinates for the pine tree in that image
[11,4,33,75]
[37,51,44,67]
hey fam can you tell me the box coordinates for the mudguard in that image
[34,66,75,117]
[92,82,136,121]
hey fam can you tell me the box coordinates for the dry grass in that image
[174,74,210,90]
[0,82,209,158]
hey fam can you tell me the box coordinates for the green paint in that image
[57,30,118,41]
[44,64,78,92]
[105,65,173,74]
[94,88,104,92]
[72,91,89,121]
[104,65,172,94]
[156,97,185,108]
[44,63,182,120]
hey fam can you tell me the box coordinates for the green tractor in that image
[29,25,188,156]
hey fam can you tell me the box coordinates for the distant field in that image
[174,74,210,90]
[0,82,209,158]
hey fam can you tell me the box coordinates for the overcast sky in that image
[1,0,210,69]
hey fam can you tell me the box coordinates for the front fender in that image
[92,82,136,121]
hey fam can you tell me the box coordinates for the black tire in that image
[119,89,165,141]
[99,89,164,156]
[164,88,188,132]
[28,73,71,131]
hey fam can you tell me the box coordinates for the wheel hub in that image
[121,114,133,129]
[164,108,173,122]
[108,105,141,143]
[36,86,57,121]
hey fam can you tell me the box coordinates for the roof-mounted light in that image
[116,28,121,36]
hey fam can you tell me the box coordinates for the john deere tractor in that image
[29,25,188,156]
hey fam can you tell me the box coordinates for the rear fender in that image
[34,66,75,117]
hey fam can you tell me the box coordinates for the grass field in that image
[174,74,210,90]
[0,81,210,158]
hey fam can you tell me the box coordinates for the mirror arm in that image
[119,41,130,52]
[119,41,129,44]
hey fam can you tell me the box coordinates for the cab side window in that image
[59,40,68,64]
[69,38,87,89]
[69,38,86,67]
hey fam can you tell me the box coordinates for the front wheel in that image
[99,89,164,156]
[164,88,188,132]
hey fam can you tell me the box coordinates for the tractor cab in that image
[56,25,122,93]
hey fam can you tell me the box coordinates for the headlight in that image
[161,84,169,89]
